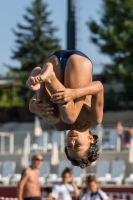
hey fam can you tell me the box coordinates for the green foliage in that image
[0,87,24,107]
[87,0,133,106]
[8,0,61,104]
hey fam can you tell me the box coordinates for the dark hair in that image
[61,167,71,178]
[64,133,99,169]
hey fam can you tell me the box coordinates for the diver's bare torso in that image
[52,96,92,131]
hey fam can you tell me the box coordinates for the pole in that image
[67,0,76,49]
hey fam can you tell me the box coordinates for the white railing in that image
[0,127,128,154]
[0,132,14,154]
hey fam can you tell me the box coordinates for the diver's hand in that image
[30,99,54,119]
[51,89,77,104]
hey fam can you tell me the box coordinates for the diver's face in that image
[66,130,94,159]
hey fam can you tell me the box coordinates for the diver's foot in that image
[27,76,41,91]
[26,66,41,91]
[30,63,55,85]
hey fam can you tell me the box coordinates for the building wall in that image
[103,110,133,125]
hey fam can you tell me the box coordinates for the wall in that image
[103,110,133,125]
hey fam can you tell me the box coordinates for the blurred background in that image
[0,0,133,199]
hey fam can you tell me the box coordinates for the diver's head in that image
[65,129,99,168]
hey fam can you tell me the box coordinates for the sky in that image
[0,0,111,75]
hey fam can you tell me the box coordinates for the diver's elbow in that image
[62,115,76,124]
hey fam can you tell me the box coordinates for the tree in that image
[87,0,133,106]
[8,0,61,104]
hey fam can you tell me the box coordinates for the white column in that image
[10,133,14,154]
[0,135,2,153]
[43,131,48,153]
[27,132,31,154]
[60,131,65,152]
[117,136,121,152]
[1,136,5,154]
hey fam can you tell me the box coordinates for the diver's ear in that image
[87,134,95,144]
